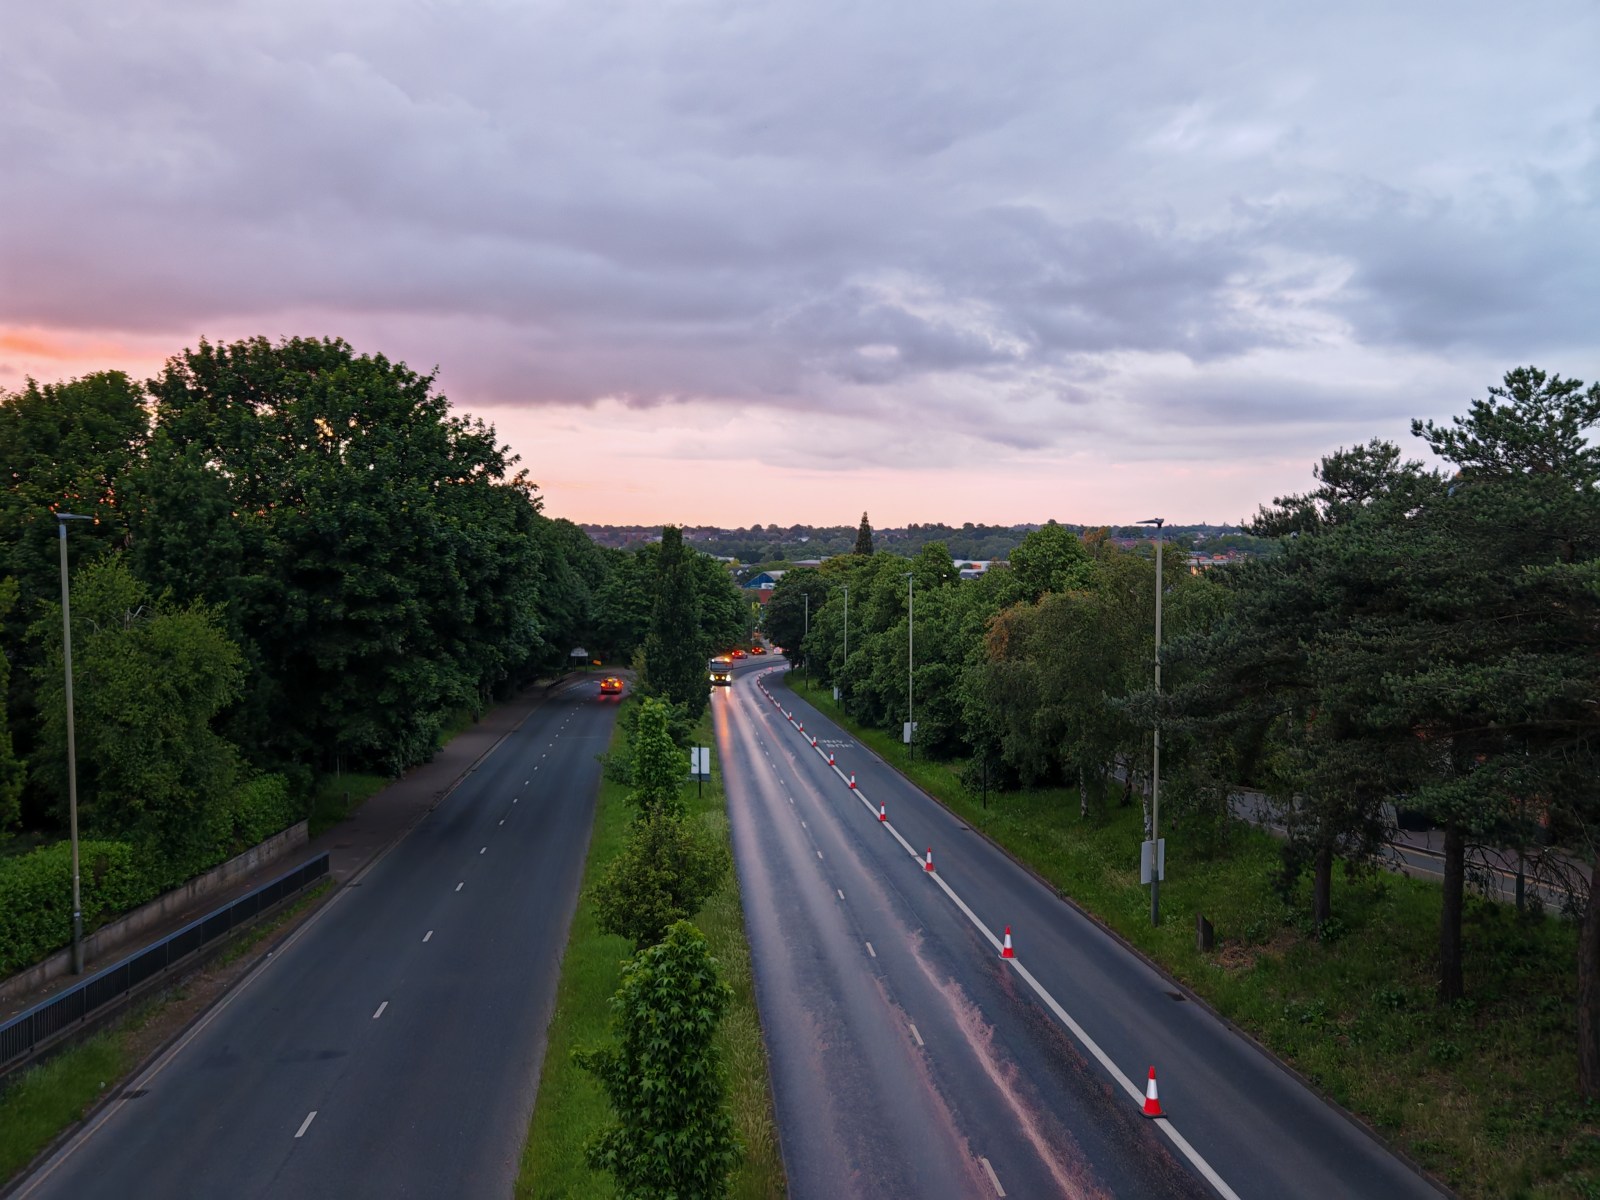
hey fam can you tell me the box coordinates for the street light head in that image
[1136,517,1165,528]
[55,512,92,522]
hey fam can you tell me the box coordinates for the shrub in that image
[224,774,301,850]
[576,921,741,1199]
[0,840,158,976]
[591,811,730,951]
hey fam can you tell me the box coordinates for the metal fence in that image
[0,853,330,1075]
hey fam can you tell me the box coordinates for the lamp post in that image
[56,512,92,973]
[905,571,915,759]
[1136,517,1165,926]
[802,593,810,689]
[841,584,849,702]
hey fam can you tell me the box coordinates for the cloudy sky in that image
[4,1,1597,527]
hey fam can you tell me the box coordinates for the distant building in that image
[956,559,1001,580]
[1187,551,1240,573]
[746,570,787,589]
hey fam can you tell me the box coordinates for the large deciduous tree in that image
[643,527,708,717]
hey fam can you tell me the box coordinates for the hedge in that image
[0,840,159,977]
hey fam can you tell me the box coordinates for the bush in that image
[591,811,730,951]
[224,774,301,850]
[576,921,741,1199]
[0,840,158,976]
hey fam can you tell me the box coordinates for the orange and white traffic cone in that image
[1142,1066,1163,1118]
[811,735,817,747]
[878,801,887,822]
[1001,927,1015,959]
[924,847,935,872]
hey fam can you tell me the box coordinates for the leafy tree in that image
[577,921,741,1199]
[854,512,874,555]
[592,810,730,950]
[631,698,688,819]
[1007,521,1093,602]
[643,528,709,718]
[764,567,828,669]
[28,555,245,883]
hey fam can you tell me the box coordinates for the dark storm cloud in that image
[2,0,1597,466]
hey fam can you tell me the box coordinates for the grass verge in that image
[308,772,388,838]
[0,879,334,1185]
[517,700,786,1199]
[790,673,1595,1200]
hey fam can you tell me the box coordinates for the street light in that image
[904,571,915,759]
[841,584,849,703]
[56,511,92,973]
[802,593,810,689]
[1136,517,1165,926]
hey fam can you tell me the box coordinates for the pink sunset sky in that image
[4,2,1597,529]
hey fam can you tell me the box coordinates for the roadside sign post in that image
[689,747,711,798]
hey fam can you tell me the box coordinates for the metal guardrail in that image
[0,852,330,1075]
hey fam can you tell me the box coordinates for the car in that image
[730,648,746,659]
[599,676,624,696]
[749,644,765,655]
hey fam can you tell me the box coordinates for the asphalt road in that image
[14,676,619,1200]
[720,664,1446,1200]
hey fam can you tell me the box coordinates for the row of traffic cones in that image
[760,680,1169,1123]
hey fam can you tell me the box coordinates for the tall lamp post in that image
[904,571,915,759]
[802,593,810,688]
[1136,517,1165,926]
[840,584,849,703]
[56,512,92,973]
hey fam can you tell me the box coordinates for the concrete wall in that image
[0,821,309,1005]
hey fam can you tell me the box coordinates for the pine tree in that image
[854,512,874,556]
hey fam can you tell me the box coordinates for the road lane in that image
[16,678,619,1200]
[734,666,1446,1200]
[719,670,1212,1200]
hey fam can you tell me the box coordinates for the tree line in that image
[0,337,742,961]
[770,367,1600,1098]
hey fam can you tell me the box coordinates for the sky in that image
[3,1,1597,528]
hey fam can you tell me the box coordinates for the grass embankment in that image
[308,772,388,837]
[518,699,785,1199]
[788,673,1595,1200]
[0,879,333,1184]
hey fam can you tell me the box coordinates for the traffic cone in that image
[924,848,935,872]
[1142,1066,1163,1118]
[878,801,887,822]
[1001,927,1015,958]
[828,753,835,766]
[810,735,817,747]
[849,774,856,789]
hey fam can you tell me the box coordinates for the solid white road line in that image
[373,1001,388,1020]
[423,930,433,942]
[980,1156,1006,1197]
[295,1111,317,1139]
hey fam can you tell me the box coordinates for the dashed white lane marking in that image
[480,846,487,854]
[423,930,433,942]
[909,1023,924,1047]
[295,1111,317,1139]
[837,890,845,900]
[455,882,464,892]
[373,1001,388,1020]
[514,797,519,804]
[866,942,876,958]
[499,819,505,826]
[980,1157,1006,1197]
[801,820,807,829]
[760,683,1244,1200]
[525,779,529,784]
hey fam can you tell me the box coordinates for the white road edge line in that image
[980,1156,1006,1197]
[295,1111,317,1139]
[373,1001,388,1020]
[767,681,1244,1200]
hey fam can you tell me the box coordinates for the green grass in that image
[436,704,480,750]
[308,772,388,837]
[518,702,786,1199]
[791,673,1597,1200]
[0,1033,127,1180]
